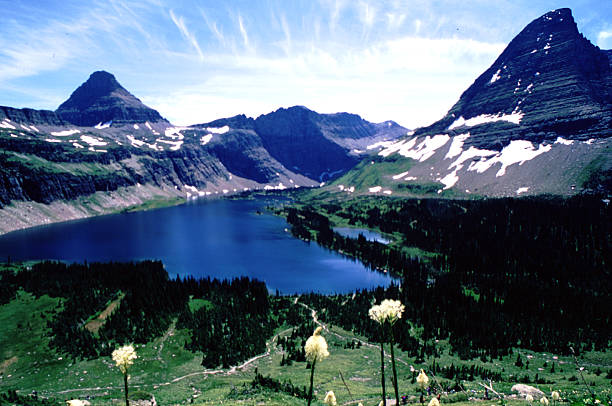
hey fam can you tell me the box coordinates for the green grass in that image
[0,292,609,405]
[188,297,213,313]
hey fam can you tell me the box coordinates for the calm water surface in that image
[334,227,391,244]
[0,197,395,294]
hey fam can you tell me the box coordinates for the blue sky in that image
[1,0,610,128]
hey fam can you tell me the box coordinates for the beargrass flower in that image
[369,299,405,325]
[112,345,137,374]
[541,397,549,406]
[429,397,441,406]
[324,390,337,406]
[526,394,534,403]
[551,391,560,401]
[305,326,329,363]
[66,401,89,406]
[417,369,429,389]
[112,345,137,406]
[370,299,405,406]
[305,327,329,406]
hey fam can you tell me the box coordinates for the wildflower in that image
[304,326,329,363]
[429,397,441,406]
[370,299,405,406]
[369,299,405,325]
[417,369,429,390]
[551,391,560,401]
[112,345,137,374]
[324,390,337,406]
[541,397,549,406]
[305,327,329,406]
[526,394,534,403]
[112,345,137,406]
[66,401,90,406]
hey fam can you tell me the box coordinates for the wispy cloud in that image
[280,14,292,55]
[169,10,204,61]
[200,9,225,46]
[238,14,251,51]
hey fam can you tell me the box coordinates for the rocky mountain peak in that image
[418,8,611,149]
[56,71,167,127]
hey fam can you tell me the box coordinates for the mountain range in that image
[0,8,610,234]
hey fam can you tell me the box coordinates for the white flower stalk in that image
[428,397,441,406]
[112,345,137,406]
[305,327,329,406]
[551,392,560,401]
[526,394,534,403]
[324,390,337,406]
[112,345,137,374]
[305,326,329,364]
[369,299,405,325]
[417,369,429,390]
[370,299,405,406]
[541,397,549,406]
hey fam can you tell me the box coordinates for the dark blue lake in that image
[0,197,395,294]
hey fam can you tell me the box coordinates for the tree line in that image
[284,194,611,356]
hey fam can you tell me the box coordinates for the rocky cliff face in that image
[56,71,167,126]
[0,106,65,126]
[332,8,612,198]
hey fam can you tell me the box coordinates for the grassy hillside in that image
[0,265,610,405]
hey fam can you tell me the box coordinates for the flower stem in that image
[389,324,400,406]
[124,372,129,406]
[380,337,386,406]
[307,359,317,406]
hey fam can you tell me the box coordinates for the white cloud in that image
[238,14,251,50]
[141,34,503,128]
[597,30,612,48]
[169,10,204,61]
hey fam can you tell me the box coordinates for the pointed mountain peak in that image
[418,8,611,147]
[82,70,124,94]
[56,71,167,127]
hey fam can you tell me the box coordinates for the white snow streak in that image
[489,69,501,83]
[554,137,574,145]
[200,134,213,145]
[94,121,111,129]
[206,126,230,134]
[516,187,529,195]
[80,135,107,146]
[448,112,523,130]
[51,129,80,136]
[0,120,16,129]
[444,133,470,159]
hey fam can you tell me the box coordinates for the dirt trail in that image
[44,298,396,398]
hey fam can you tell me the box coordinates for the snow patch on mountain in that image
[80,135,107,147]
[51,129,80,136]
[448,112,523,130]
[94,121,112,129]
[0,120,16,129]
[206,126,230,134]
[468,140,552,177]
[445,133,471,159]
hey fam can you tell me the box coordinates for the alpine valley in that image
[0,7,610,235]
